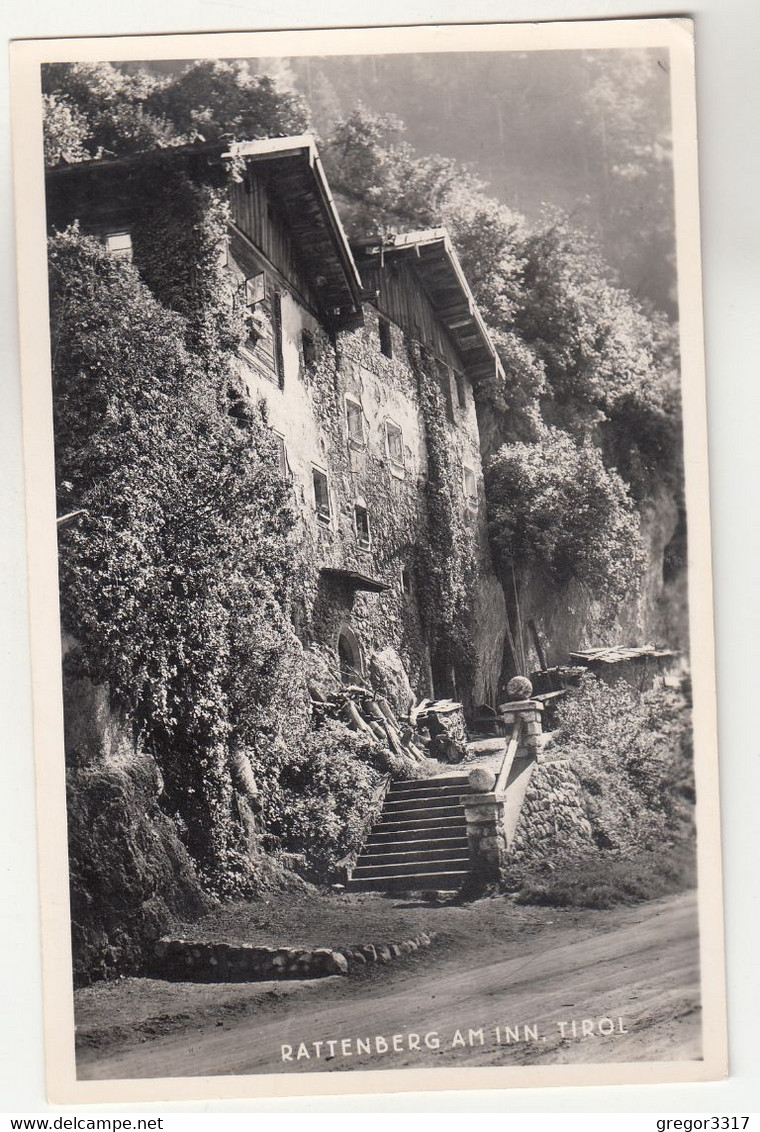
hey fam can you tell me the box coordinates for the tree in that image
[146,61,310,143]
[41,62,175,161]
[41,59,310,166]
[486,427,644,606]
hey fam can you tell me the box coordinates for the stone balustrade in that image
[461,677,543,883]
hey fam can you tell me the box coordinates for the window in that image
[400,564,412,595]
[245,273,265,306]
[354,503,371,549]
[301,329,317,371]
[313,468,330,523]
[378,316,393,358]
[455,373,467,411]
[273,432,290,480]
[345,397,365,448]
[104,231,132,261]
[271,288,284,390]
[385,420,405,473]
[463,466,478,509]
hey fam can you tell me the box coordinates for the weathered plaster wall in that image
[237,247,507,705]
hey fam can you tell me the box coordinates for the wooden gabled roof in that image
[46,135,364,326]
[224,136,364,324]
[360,229,505,383]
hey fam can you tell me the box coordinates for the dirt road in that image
[78,891,700,1079]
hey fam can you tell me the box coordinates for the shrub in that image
[552,674,694,852]
[261,722,414,883]
[50,226,296,881]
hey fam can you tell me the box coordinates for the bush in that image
[262,722,413,883]
[552,674,694,852]
[50,226,296,880]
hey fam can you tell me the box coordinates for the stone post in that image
[461,677,544,884]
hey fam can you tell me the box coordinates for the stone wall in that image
[509,758,596,864]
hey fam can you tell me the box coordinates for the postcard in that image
[10,17,727,1103]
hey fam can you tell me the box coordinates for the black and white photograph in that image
[9,18,726,1103]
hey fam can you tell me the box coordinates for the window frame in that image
[272,431,291,482]
[462,464,479,510]
[104,230,133,261]
[345,395,366,450]
[354,500,372,550]
[312,466,331,525]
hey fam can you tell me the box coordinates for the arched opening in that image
[337,625,363,685]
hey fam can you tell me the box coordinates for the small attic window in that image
[354,503,371,549]
[378,317,393,359]
[104,231,132,261]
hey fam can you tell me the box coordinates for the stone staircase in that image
[347,775,471,893]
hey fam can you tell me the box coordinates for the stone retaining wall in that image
[151,931,436,982]
[509,759,595,862]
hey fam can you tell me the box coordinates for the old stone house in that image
[46,134,508,711]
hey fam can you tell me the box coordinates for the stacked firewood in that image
[307,681,469,765]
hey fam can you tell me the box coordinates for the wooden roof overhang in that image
[357,229,505,383]
[224,137,364,328]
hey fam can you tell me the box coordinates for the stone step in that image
[373,813,467,835]
[383,790,466,810]
[377,802,464,823]
[348,869,470,893]
[367,820,468,844]
[361,835,469,858]
[389,776,468,793]
[386,782,468,802]
[353,854,471,877]
[357,845,470,868]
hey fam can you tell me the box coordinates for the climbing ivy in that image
[408,340,478,689]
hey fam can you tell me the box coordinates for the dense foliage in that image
[486,428,644,607]
[320,104,683,617]
[553,674,695,851]
[410,343,478,689]
[50,228,297,879]
[42,60,309,164]
[290,50,676,316]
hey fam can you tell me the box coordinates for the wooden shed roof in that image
[224,136,363,324]
[356,229,505,383]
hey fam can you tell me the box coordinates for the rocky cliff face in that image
[493,484,688,679]
[63,671,213,985]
